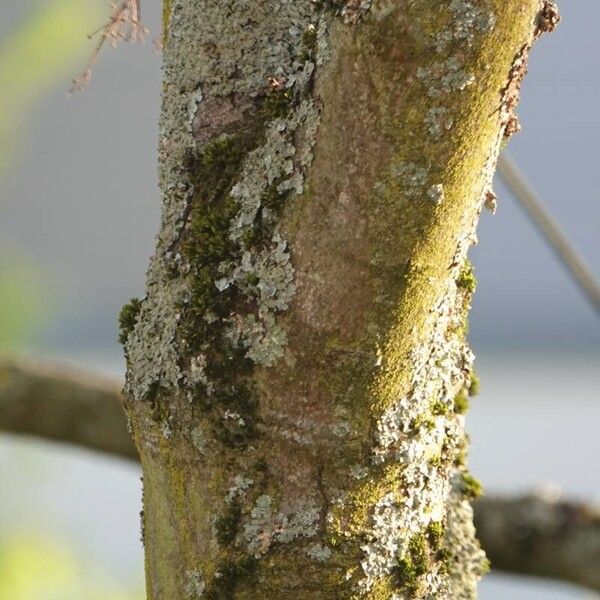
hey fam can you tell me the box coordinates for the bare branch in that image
[475,492,600,592]
[71,0,148,92]
[498,152,600,316]
[0,358,137,461]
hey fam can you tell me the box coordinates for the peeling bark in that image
[121,1,556,598]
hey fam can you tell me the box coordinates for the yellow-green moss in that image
[468,372,480,396]
[460,472,483,500]
[118,297,142,346]
[456,261,477,294]
[425,521,444,551]
[453,389,470,415]
[162,0,171,44]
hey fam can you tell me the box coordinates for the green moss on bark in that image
[118,297,142,346]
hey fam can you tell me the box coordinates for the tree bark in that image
[121,1,556,598]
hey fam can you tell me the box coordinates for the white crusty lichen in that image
[242,495,321,557]
[428,184,445,205]
[191,425,207,454]
[307,542,332,562]
[391,161,428,195]
[225,474,254,503]
[415,2,496,102]
[213,99,321,367]
[126,1,330,400]
[124,285,185,400]
[192,11,322,369]
[188,354,214,396]
[390,162,446,207]
[436,0,496,52]
[218,233,296,312]
[358,277,475,594]
[417,56,475,97]
[185,569,205,598]
[439,480,489,598]
[424,106,454,138]
[224,312,288,367]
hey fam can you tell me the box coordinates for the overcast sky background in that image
[1,2,599,600]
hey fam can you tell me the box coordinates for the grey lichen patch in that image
[388,161,445,208]
[428,184,445,205]
[187,85,204,135]
[224,312,287,367]
[307,542,332,562]
[231,234,296,311]
[435,0,496,53]
[185,569,206,598]
[417,56,475,97]
[189,354,214,396]
[170,1,320,100]
[355,192,488,594]
[315,17,332,66]
[226,475,254,503]
[124,281,186,401]
[198,97,320,368]
[424,107,454,139]
[127,0,328,401]
[191,425,208,454]
[350,464,369,480]
[331,420,353,438]
[242,495,321,558]
[358,279,475,594]
[391,161,428,197]
[439,481,488,598]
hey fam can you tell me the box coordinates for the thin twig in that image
[498,152,600,316]
[70,0,148,92]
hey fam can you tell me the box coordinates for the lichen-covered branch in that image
[475,493,600,592]
[7,360,600,593]
[0,358,136,461]
[121,1,557,598]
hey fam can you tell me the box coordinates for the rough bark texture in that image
[121,1,555,598]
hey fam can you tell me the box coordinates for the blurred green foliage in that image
[0,0,102,174]
[0,259,49,350]
[0,534,142,600]
[0,0,102,349]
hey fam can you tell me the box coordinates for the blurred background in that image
[0,1,598,598]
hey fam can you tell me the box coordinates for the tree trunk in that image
[122,1,555,598]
